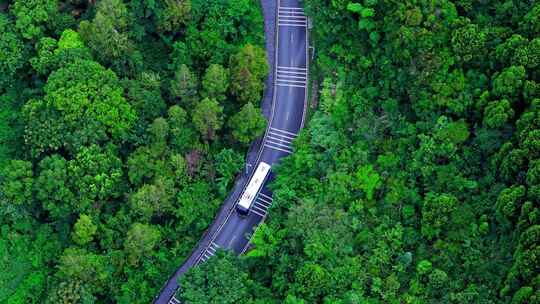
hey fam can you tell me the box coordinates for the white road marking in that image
[270,127,298,137]
[278,23,307,27]
[250,208,266,217]
[278,6,307,27]
[264,142,293,154]
[265,128,297,153]
[277,66,307,71]
[169,295,181,304]
[249,194,273,218]
[279,6,305,10]
[162,3,308,302]
[277,65,307,87]
[256,194,272,207]
[276,83,306,88]
[266,138,292,150]
[259,192,273,200]
[197,241,221,264]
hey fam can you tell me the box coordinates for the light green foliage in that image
[23,59,136,155]
[246,223,284,258]
[127,145,167,186]
[319,78,345,114]
[202,64,229,102]
[149,117,170,144]
[171,64,199,106]
[168,105,197,153]
[10,0,59,40]
[30,29,92,75]
[496,185,526,222]
[416,260,433,275]
[484,99,514,128]
[511,286,534,304]
[45,281,96,304]
[179,251,255,304]
[155,0,191,33]
[355,164,381,200]
[78,0,135,66]
[130,181,174,221]
[435,118,470,145]
[347,2,376,33]
[34,146,124,220]
[124,223,161,266]
[230,44,268,104]
[57,247,108,290]
[192,97,223,140]
[215,149,243,196]
[496,34,529,65]
[228,102,267,144]
[68,145,124,215]
[72,214,97,246]
[35,155,74,219]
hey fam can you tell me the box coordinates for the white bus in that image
[236,162,271,215]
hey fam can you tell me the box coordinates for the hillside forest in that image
[176,0,540,304]
[2,0,540,304]
[0,0,268,303]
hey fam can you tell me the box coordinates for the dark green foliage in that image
[6,0,540,302]
[230,44,268,105]
[1,225,61,304]
[192,97,224,140]
[10,0,65,40]
[228,102,267,145]
[0,13,25,89]
[78,0,137,71]
[23,58,137,156]
[178,251,263,304]
[178,0,540,303]
[0,0,266,302]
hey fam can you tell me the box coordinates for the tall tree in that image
[171,64,199,106]
[23,59,136,155]
[179,252,257,304]
[228,102,266,144]
[79,0,136,69]
[202,64,229,102]
[192,97,223,140]
[230,44,268,105]
[124,223,161,266]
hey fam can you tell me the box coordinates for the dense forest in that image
[176,0,540,303]
[3,0,540,303]
[0,0,268,303]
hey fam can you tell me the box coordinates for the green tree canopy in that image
[230,44,268,105]
[228,102,266,144]
[192,97,223,140]
[23,59,136,155]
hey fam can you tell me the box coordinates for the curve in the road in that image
[154,0,308,303]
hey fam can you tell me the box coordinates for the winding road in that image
[154,0,308,302]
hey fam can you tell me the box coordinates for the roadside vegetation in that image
[0,0,267,303]
[178,0,540,303]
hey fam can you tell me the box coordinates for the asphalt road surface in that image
[155,0,308,302]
